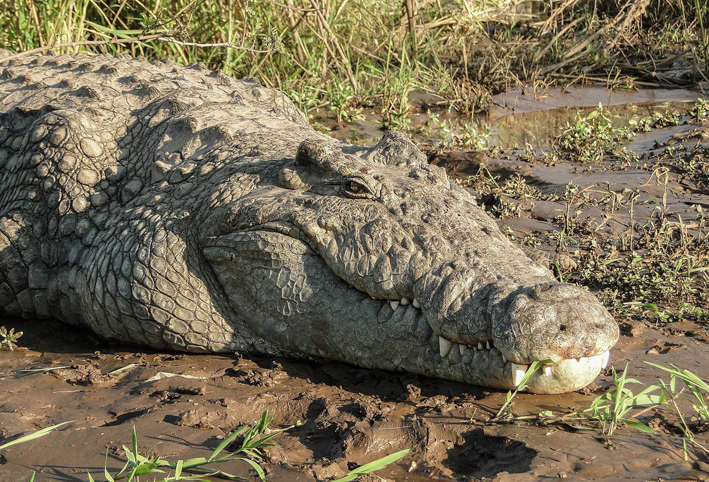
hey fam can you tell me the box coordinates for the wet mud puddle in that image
[2,86,709,481]
[320,85,702,149]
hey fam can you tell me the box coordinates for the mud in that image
[2,314,709,481]
[2,87,709,481]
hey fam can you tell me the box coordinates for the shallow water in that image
[486,86,700,148]
[318,85,703,150]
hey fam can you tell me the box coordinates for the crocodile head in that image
[201,132,618,394]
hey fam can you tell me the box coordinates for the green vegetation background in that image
[2,0,708,127]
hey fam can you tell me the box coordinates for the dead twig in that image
[308,0,359,91]
[533,16,583,64]
[157,37,270,53]
[405,0,417,54]
[3,34,168,60]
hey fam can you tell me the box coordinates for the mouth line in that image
[435,331,611,388]
[211,225,611,389]
[373,297,612,387]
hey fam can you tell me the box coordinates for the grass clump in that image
[556,104,635,163]
[585,365,662,436]
[95,410,288,481]
[492,363,709,460]
[492,363,663,436]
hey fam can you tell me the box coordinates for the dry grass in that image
[0,0,707,122]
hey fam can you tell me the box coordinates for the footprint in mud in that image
[444,429,537,478]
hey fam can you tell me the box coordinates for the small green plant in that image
[690,98,709,120]
[326,80,362,123]
[557,104,634,163]
[648,363,709,422]
[491,362,709,462]
[586,364,663,436]
[647,363,709,459]
[492,365,662,436]
[0,325,23,350]
[630,109,682,131]
[100,410,288,481]
[493,360,553,421]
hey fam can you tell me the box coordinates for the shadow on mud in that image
[445,429,536,477]
[5,317,494,403]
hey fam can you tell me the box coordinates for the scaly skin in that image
[0,52,618,393]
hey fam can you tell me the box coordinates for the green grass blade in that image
[107,363,137,376]
[0,421,73,450]
[333,448,411,482]
[131,426,139,462]
[167,457,208,469]
[208,425,248,462]
[17,366,70,373]
[621,418,654,434]
[494,360,552,420]
[647,362,709,391]
[104,450,117,482]
[241,431,281,450]
[122,445,136,464]
[238,457,266,482]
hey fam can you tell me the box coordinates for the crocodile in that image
[0,52,618,393]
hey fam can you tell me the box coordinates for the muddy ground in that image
[2,87,709,481]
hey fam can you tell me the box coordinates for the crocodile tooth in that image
[543,365,553,377]
[486,341,491,350]
[477,342,483,350]
[400,297,410,305]
[390,300,399,310]
[502,355,507,363]
[511,363,528,387]
[459,344,466,356]
[412,299,421,308]
[439,337,453,358]
[601,352,610,368]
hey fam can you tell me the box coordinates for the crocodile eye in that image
[344,180,372,199]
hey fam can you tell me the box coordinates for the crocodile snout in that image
[495,282,619,365]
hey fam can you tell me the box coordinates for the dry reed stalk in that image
[308,0,359,91]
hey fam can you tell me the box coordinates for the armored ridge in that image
[0,52,618,393]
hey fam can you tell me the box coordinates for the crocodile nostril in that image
[560,324,567,331]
